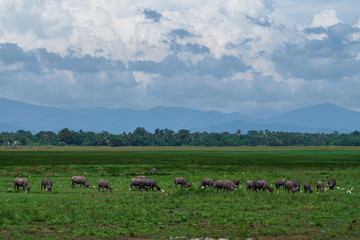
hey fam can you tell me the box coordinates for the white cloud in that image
[355,19,360,28]
[132,71,158,90]
[349,32,360,42]
[311,9,341,28]
[224,70,254,82]
[0,0,281,63]
[306,33,328,41]
[356,53,360,61]
[0,0,359,116]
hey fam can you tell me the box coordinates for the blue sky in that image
[0,0,359,117]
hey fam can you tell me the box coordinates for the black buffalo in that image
[252,180,273,193]
[14,177,32,192]
[41,178,53,192]
[327,178,336,189]
[303,182,313,193]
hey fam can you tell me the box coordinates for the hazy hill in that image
[265,103,360,132]
[0,98,252,133]
[192,119,316,133]
[1,98,359,133]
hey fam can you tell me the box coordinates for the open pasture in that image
[0,147,359,239]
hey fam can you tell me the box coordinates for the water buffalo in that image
[174,177,193,188]
[327,178,336,189]
[246,180,253,191]
[284,180,300,193]
[174,177,187,187]
[199,178,214,188]
[130,177,145,190]
[252,180,273,193]
[233,179,240,187]
[71,176,89,188]
[97,179,112,192]
[143,178,161,191]
[275,179,286,190]
[41,178,53,191]
[317,181,325,192]
[292,181,301,193]
[303,182,313,193]
[214,180,237,191]
[150,168,157,174]
[14,177,32,192]
[284,180,293,193]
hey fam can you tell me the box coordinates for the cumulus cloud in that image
[0,0,359,116]
[0,0,281,63]
[355,19,360,28]
[311,9,342,28]
[273,23,360,81]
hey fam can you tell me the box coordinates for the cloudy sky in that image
[0,0,359,117]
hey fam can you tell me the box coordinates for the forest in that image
[1,127,360,147]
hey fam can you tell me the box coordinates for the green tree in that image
[15,130,33,145]
[35,131,57,145]
[177,129,191,145]
[109,135,125,147]
[58,128,75,145]
[95,131,110,146]
[0,132,14,145]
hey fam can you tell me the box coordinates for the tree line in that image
[1,127,360,147]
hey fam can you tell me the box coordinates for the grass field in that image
[0,146,359,239]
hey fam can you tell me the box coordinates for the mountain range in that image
[1,98,359,134]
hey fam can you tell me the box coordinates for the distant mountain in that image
[1,98,359,133]
[64,105,255,133]
[0,98,252,133]
[0,98,72,132]
[192,119,316,133]
[266,103,360,132]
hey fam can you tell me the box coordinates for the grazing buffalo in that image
[252,180,273,193]
[130,177,161,191]
[150,168,157,174]
[284,180,293,193]
[199,178,214,188]
[97,179,112,192]
[246,180,253,191]
[130,178,143,190]
[292,181,301,193]
[14,177,32,192]
[214,180,237,192]
[317,181,325,192]
[143,178,161,191]
[174,177,187,187]
[303,182,313,193]
[276,179,287,190]
[284,180,300,193]
[41,178,53,192]
[174,177,193,188]
[327,178,336,189]
[71,176,89,188]
[233,179,240,187]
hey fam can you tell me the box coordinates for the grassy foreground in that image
[0,147,359,239]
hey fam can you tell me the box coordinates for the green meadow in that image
[0,147,359,239]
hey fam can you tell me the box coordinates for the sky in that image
[0,0,359,117]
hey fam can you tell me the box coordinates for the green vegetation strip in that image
[0,148,359,239]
